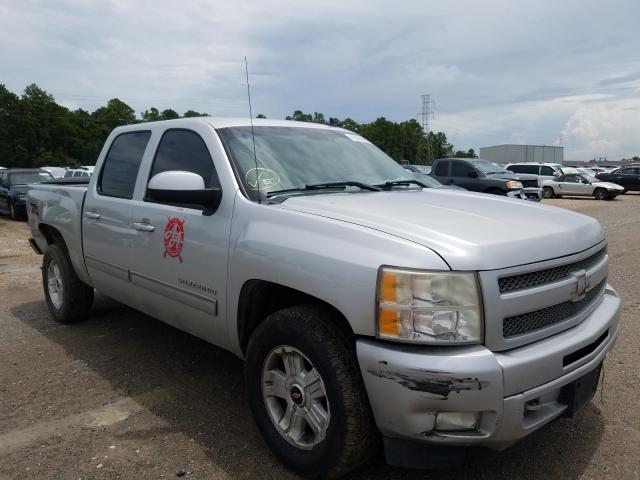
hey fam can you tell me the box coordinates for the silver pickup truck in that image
[27,118,620,478]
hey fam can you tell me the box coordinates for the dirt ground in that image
[1,195,639,480]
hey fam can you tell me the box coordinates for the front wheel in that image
[245,305,377,478]
[593,188,607,200]
[542,187,555,199]
[42,244,94,323]
[9,201,18,220]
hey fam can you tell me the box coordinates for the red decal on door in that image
[163,217,185,263]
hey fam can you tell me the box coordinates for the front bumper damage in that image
[357,287,620,469]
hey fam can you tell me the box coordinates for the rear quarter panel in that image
[28,184,91,285]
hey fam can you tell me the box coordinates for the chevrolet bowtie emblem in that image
[570,270,588,302]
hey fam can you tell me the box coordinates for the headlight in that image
[376,267,483,344]
[17,194,27,201]
[506,181,523,189]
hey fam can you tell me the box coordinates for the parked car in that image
[595,167,640,193]
[505,162,564,183]
[40,166,68,178]
[430,158,541,200]
[64,166,93,178]
[541,173,624,200]
[26,118,619,477]
[0,168,53,219]
[402,164,431,175]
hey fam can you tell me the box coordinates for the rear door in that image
[0,171,8,211]
[82,130,152,308]
[128,126,232,345]
[431,160,451,184]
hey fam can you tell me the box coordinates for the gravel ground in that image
[0,195,639,480]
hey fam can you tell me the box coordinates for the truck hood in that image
[277,189,604,270]
[487,172,538,181]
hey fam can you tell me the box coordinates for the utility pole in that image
[421,94,435,164]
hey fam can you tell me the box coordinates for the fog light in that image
[435,412,480,431]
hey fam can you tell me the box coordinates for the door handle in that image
[85,211,101,220]
[133,221,155,232]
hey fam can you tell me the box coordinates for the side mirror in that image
[468,171,478,178]
[553,171,560,177]
[147,171,222,216]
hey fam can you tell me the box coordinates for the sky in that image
[1,0,639,161]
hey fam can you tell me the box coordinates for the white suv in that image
[505,163,563,182]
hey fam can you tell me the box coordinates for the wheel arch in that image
[236,279,356,357]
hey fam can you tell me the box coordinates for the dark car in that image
[430,158,541,200]
[595,167,640,193]
[0,169,54,219]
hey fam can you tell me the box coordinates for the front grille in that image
[521,179,539,188]
[498,248,606,294]
[503,280,606,338]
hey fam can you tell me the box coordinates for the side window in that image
[433,161,449,176]
[507,165,522,173]
[564,175,578,183]
[523,165,538,174]
[0,172,6,187]
[99,131,151,199]
[620,168,636,175]
[148,129,220,189]
[451,161,475,177]
[540,166,555,176]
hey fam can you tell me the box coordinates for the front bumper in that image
[357,286,620,460]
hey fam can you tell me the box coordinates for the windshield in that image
[10,171,53,185]
[413,175,442,187]
[218,126,415,200]
[474,160,509,175]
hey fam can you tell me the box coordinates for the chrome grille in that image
[503,280,606,338]
[498,248,606,293]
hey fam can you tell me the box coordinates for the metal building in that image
[479,144,564,165]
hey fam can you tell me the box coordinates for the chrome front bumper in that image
[357,287,620,454]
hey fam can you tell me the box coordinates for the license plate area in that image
[559,363,602,417]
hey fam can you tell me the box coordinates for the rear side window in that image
[508,165,526,173]
[434,161,449,176]
[148,129,220,188]
[99,131,151,199]
[451,161,475,177]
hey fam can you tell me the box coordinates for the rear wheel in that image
[542,187,555,199]
[245,305,377,478]
[42,244,94,323]
[593,188,607,200]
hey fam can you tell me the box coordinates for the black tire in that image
[245,305,378,478]
[542,187,555,199]
[42,244,94,323]
[9,201,18,220]
[594,188,607,200]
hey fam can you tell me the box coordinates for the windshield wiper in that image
[266,181,382,198]
[374,179,427,189]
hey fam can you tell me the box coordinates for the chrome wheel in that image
[47,260,64,310]
[262,345,330,449]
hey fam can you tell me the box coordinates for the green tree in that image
[160,108,179,120]
[183,110,209,118]
[256,113,267,118]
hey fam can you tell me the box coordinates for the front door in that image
[82,130,152,308]
[128,127,231,345]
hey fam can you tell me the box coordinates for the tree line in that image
[0,83,475,169]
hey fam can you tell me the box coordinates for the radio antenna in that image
[244,56,261,203]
